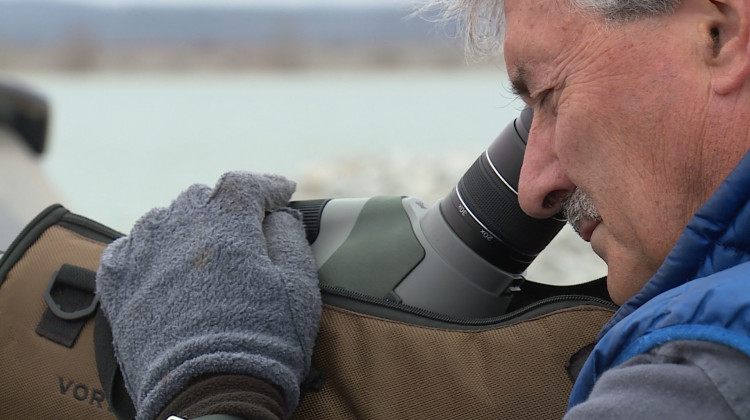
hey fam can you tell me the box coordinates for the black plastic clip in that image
[37,264,99,347]
[44,264,100,320]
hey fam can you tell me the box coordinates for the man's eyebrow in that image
[509,64,530,97]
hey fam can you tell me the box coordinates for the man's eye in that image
[538,89,557,115]
[538,89,552,106]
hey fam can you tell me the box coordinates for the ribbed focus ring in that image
[288,199,331,244]
[458,154,563,255]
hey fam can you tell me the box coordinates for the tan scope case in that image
[0,205,615,419]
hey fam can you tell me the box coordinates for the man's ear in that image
[705,0,750,94]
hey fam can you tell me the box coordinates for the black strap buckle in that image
[43,264,99,320]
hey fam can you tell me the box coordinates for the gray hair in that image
[418,0,681,59]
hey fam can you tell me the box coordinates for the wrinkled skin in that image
[504,0,750,304]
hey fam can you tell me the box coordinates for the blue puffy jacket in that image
[568,151,750,410]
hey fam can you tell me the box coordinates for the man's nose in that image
[517,128,575,219]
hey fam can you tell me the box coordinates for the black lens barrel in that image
[439,108,564,274]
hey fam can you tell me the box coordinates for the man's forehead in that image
[503,0,587,47]
[503,0,566,24]
[503,0,587,92]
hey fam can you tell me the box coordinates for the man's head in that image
[428,0,750,304]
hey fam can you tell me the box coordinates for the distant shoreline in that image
[0,2,508,73]
[0,44,504,73]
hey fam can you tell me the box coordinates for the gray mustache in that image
[562,189,602,235]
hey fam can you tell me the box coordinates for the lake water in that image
[9,68,607,285]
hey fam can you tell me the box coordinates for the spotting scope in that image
[291,108,566,318]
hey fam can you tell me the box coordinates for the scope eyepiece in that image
[439,107,564,274]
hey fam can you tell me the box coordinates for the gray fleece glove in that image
[96,172,322,420]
